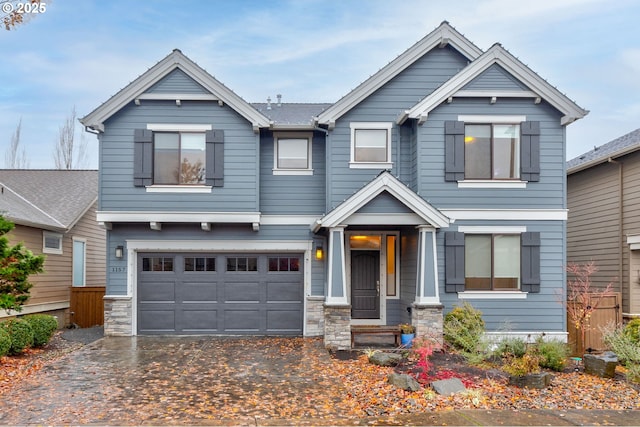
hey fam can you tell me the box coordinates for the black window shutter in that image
[206,130,224,187]
[444,121,465,182]
[445,231,465,293]
[521,231,541,293]
[133,129,153,187]
[520,121,540,182]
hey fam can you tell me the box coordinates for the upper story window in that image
[42,231,63,254]
[350,122,393,169]
[154,132,206,185]
[465,124,520,180]
[273,132,313,175]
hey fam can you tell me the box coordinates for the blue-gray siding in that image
[145,68,209,94]
[462,64,529,91]
[356,191,413,214]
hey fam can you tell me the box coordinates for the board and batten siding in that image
[259,131,326,214]
[438,220,566,332]
[99,101,259,212]
[326,46,469,207]
[417,98,566,209]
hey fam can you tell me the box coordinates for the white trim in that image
[414,226,440,305]
[145,185,212,193]
[454,90,538,99]
[457,180,527,189]
[72,237,87,287]
[273,169,314,176]
[97,211,260,224]
[458,225,526,234]
[484,331,568,344]
[348,162,394,169]
[261,215,317,225]
[326,227,349,306]
[137,93,217,102]
[457,114,527,123]
[273,131,313,174]
[146,123,212,132]
[0,301,69,318]
[343,213,425,226]
[442,209,567,221]
[458,291,528,300]
[349,122,393,167]
[42,230,63,254]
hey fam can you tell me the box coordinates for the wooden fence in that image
[69,286,105,328]
[567,292,622,355]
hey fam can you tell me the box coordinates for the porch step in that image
[351,325,401,348]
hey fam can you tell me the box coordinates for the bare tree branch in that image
[4,118,29,169]
[53,106,88,169]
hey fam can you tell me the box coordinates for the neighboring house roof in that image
[0,170,98,232]
[312,171,450,232]
[81,49,271,132]
[316,21,483,126]
[405,43,589,126]
[567,128,640,174]
[251,103,332,127]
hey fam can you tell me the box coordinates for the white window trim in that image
[458,291,528,299]
[72,237,87,287]
[42,231,63,254]
[272,132,313,175]
[349,122,393,169]
[145,185,212,193]
[146,123,212,132]
[458,115,526,123]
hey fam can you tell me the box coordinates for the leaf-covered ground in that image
[0,335,638,424]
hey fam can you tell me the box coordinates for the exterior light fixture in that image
[315,245,324,260]
[115,245,124,259]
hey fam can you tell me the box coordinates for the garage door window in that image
[268,257,300,272]
[184,257,216,272]
[142,257,174,272]
[226,257,258,272]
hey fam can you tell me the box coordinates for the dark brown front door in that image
[351,251,380,319]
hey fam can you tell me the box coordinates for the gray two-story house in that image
[81,22,587,349]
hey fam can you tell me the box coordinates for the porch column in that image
[415,226,440,304]
[326,226,348,305]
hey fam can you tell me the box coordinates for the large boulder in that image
[368,351,402,367]
[431,378,466,395]
[388,373,421,391]
[584,352,618,379]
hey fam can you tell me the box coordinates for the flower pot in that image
[401,333,415,348]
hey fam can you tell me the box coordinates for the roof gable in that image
[0,170,98,231]
[316,21,482,126]
[406,43,588,126]
[312,171,449,231]
[81,49,270,132]
[145,68,209,94]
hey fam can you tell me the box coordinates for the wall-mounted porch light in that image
[115,245,124,259]
[315,245,324,260]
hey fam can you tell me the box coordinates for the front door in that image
[351,251,380,319]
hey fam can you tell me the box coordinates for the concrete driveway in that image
[0,336,354,425]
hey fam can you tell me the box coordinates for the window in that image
[465,234,520,290]
[226,257,258,272]
[273,133,312,175]
[465,124,520,179]
[350,122,393,168]
[268,257,300,272]
[72,239,86,286]
[43,231,63,254]
[184,257,216,272]
[142,257,174,272]
[154,132,206,184]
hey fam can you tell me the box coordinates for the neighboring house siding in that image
[145,68,208,93]
[417,99,565,208]
[74,203,107,286]
[100,101,259,212]
[327,46,469,207]
[259,131,326,214]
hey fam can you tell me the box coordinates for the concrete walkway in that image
[0,335,638,425]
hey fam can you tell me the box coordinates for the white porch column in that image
[415,225,440,304]
[326,225,348,305]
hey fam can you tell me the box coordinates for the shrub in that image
[23,314,58,347]
[444,302,485,354]
[493,337,527,359]
[0,326,10,357]
[1,318,34,355]
[623,319,640,344]
[603,325,640,365]
[536,338,569,371]
[502,346,542,377]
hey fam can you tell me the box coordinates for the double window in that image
[273,132,312,175]
[465,234,520,290]
[464,124,520,180]
[154,132,206,185]
[350,122,393,168]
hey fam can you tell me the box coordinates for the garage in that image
[137,253,304,335]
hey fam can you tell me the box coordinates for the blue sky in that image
[1,0,639,169]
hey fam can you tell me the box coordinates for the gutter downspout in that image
[608,157,624,296]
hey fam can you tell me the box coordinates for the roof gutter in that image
[567,143,640,175]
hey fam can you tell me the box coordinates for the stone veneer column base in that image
[104,297,133,336]
[323,304,351,350]
[412,303,444,348]
[305,296,325,336]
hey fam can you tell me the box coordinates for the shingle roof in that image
[251,103,332,126]
[567,128,640,173]
[0,170,98,231]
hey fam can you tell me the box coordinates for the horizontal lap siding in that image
[145,69,209,93]
[462,64,529,91]
[439,221,566,332]
[100,101,258,211]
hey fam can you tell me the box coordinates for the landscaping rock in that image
[584,352,618,379]
[368,351,402,367]
[508,372,553,389]
[388,373,421,391]
[430,378,466,395]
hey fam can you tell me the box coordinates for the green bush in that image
[536,338,569,371]
[1,318,34,355]
[0,326,10,357]
[623,319,640,344]
[604,325,640,365]
[23,314,58,347]
[444,302,486,356]
[493,337,527,359]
